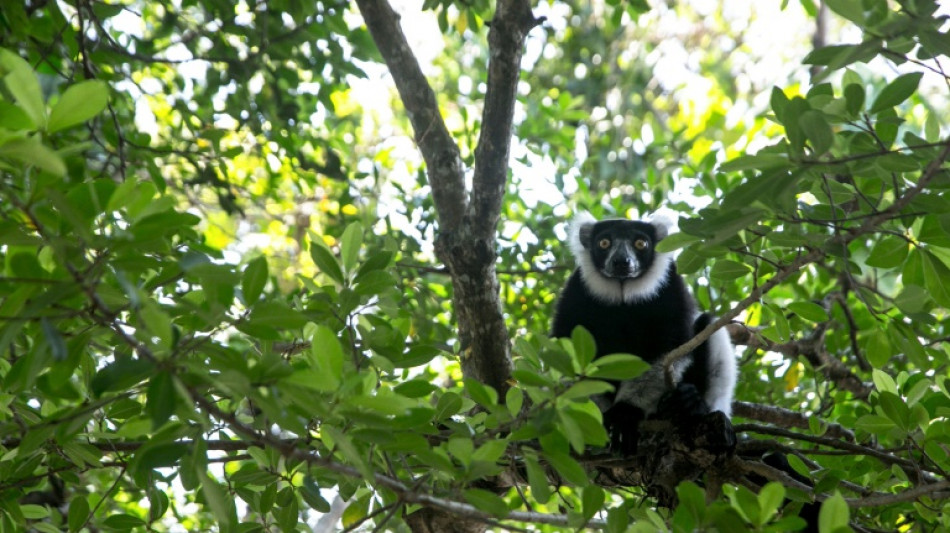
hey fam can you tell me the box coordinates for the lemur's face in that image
[580,220,661,280]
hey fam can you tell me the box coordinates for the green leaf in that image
[718,153,790,173]
[561,380,614,400]
[844,83,865,116]
[758,482,786,524]
[47,80,109,133]
[862,330,891,368]
[300,477,331,512]
[434,391,463,420]
[770,86,790,125]
[309,238,344,285]
[0,137,66,176]
[506,386,524,417]
[540,346,575,377]
[102,513,147,530]
[91,358,155,397]
[824,0,864,24]
[68,495,90,532]
[306,325,344,390]
[394,379,437,398]
[675,482,707,527]
[562,405,608,447]
[197,470,237,532]
[242,256,268,304]
[799,110,834,155]
[148,488,169,522]
[818,492,850,533]
[353,270,396,296]
[587,353,649,380]
[787,302,829,323]
[136,443,188,471]
[472,438,508,464]
[524,454,552,503]
[21,504,51,520]
[463,488,509,518]
[40,317,67,361]
[146,371,177,430]
[340,221,363,274]
[920,251,950,307]
[869,72,922,114]
[709,259,753,281]
[465,378,498,408]
[341,494,371,528]
[803,44,858,66]
[246,301,309,329]
[654,232,701,253]
[557,409,585,454]
[855,414,896,434]
[581,485,605,522]
[140,301,173,350]
[512,368,556,387]
[0,49,45,128]
[724,484,761,524]
[872,368,898,394]
[355,250,394,278]
[571,326,596,369]
[866,237,908,269]
[542,450,589,486]
[878,391,910,432]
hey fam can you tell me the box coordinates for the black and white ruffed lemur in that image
[551,211,737,453]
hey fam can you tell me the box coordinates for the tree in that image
[1,0,949,531]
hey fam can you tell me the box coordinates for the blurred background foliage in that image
[1,0,950,531]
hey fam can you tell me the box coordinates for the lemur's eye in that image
[598,238,611,249]
[634,239,648,250]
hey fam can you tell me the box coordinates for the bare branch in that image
[469,0,543,238]
[727,322,872,398]
[732,401,855,442]
[353,0,467,231]
[846,481,950,508]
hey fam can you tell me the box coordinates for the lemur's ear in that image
[569,211,597,257]
[577,223,594,248]
[647,212,675,241]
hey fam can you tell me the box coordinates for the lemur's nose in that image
[611,256,635,272]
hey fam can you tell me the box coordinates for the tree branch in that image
[732,401,855,442]
[354,0,538,395]
[353,0,467,232]
[187,389,609,530]
[469,1,542,237]
[727,322,872,399]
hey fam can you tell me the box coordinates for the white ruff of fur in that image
[568,211,674,305]
[703,326,737,417]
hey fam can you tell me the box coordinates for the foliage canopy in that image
[1,0,950,531]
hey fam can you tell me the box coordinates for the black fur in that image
[552,261,694,368]
[552,214,735,454]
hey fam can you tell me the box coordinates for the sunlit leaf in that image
[47,80,109,133]
[818,492,850,533]
[0,48,44,128]
[787,301,828,323]
[242,255,268,304]
[310,238,344,285]
[340,221,363,274]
